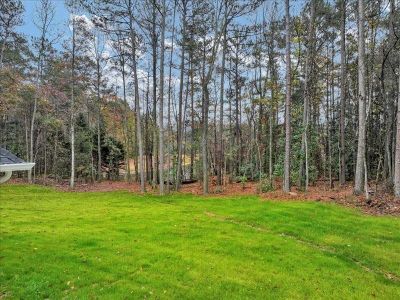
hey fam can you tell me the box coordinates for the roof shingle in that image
[0,148,26,165]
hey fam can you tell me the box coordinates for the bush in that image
[239,175,247,190]
[257,174,274,193]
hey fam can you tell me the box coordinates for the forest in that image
[1,0,400,298]
[1,0,400,199]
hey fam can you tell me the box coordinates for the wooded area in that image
[1,0,399,198]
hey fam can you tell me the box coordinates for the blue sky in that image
[19,0,69,43]
[18,0,305,41]
[15,0,309,111]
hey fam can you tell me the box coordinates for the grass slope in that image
[0,185,399,299]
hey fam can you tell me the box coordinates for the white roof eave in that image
[0,163,35,172]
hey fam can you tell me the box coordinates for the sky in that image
[16,0,308,112]
[18,0,306,42]
[19,0,69,45]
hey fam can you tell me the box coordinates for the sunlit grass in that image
[0,185,399,299]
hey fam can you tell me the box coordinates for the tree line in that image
[0,0,399,198]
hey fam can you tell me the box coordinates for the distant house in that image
[0,148,35,184]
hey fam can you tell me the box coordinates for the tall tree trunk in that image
[327,44,334,189]
[354,0,366,195]
[151,0,158,188]
[119,40,131,182]
[166,1,176,193]
[176,1,187,190]
[394,60,400,198]
[70,15,76,188]
[383,0,396,182]
[217,28,227,187]
[158,0,166,195]
[201,39,209,194]
[234,39,241,175]
[339,0,346,185]
[44,129,47,180]
[190,47,195,180]
[129,4,145,192]
[24,115,29,161]
[267,7,277,184]
[228,62,233,176]
[96,58,102,181]
[199,1,229,194]
[29,84,38,183]
[29,0,54,182]
[299,0,315,191]
[145,71,150,182]
[202,83,210,194]
[283,0,292,193]
[29,52,43,183]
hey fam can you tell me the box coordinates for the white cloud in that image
[69,14,93,31]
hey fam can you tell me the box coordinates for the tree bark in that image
[189,45,195,180]
[354,0,366,195]
[394,60,400,198]
[299,0,315,191]
[128,2,145,192]
[283,0,292,193]
[217,28,227,188]
[151,0,158,189]
[267,7,277,184]
[166,1,176,193]
[70,14,76,188]
[119,36,131,182]
[96,57,102,181]
[339,0,346,185]
[383,0,396,182]
[202,83,210,194]
[176,0,187,190]
[158,0,166,195]
[234,38,241,176]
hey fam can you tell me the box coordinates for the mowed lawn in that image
[0,185,399,299]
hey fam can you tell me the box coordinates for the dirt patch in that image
[181,180,400,216]
[7,178,400,216]
[8,178,142,193]
[55,180,142,193]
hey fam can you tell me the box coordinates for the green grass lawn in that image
[0,185,399,299]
